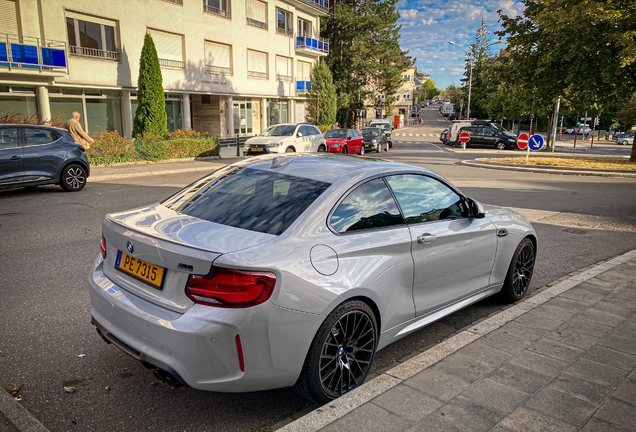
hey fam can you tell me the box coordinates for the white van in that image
[441,103,454,117]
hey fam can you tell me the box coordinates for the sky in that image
[397,0,525,89]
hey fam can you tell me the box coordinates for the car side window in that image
[303,126,314,135]
[297,126,307,136]
[330,178,405,234]
[0,128,19,149]
[312,126,321,135]
[385,174,468,225]
[24,128,56,146]
[483,128,495,136]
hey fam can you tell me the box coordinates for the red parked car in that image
[325,129,365,155]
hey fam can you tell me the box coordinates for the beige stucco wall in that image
[29,0,324,97]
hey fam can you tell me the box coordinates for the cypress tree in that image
[132,33,167,138]
[306,59,337,127]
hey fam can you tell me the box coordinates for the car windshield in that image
[260,125,296,137]
[324,130,347,139]
[361,129,379,137]
[372,123,390,132]
[161,167,331,235]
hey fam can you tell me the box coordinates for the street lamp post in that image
[449,40,501,121]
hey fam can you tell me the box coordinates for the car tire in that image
[342,146,348,154]
[294,299,378,404]
[389,141,393,149]
[285,147,295,153]
[360,145,365,155]
[499,237,535,302]
[496,142,506,150]
[317,145,326,153]
[60,163,87,192]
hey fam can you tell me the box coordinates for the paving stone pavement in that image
[318,260,636,432]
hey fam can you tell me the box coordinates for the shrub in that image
[169,128,209,138]
[0,111,64,128]
[86,131,136,165]
[317,124,333,133]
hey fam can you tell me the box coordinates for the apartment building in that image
[365,63,416,120]
[0,0,330,139]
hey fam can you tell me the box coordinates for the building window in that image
[49,89,122,134]
[403,74,412,82]
[276,55,292,82]
[204,41,232,75]
[247,49,268,80]
[0,86,38,117]
[131,93,182,133]
[297,60,312,80]
[147,29,184,69]
[66,12,119,61]
[204,0,231,18]
[297,18,311,37]
[268,100,288,125]
[246,0,267,29]
[276,9,292,37]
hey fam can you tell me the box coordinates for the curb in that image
[474,158,636,174]
[89,155,220,169]
[88,165,222,182]
[444,148,628,158]
[460,160,636,178]
[276,248,636,432]
[0,389,49,432]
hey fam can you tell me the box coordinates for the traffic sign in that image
[517,132,529,149]
[581,117,592,121]
[459,132,470,143]
[529,134,544,151]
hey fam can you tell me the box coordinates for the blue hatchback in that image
[0,124,90,192]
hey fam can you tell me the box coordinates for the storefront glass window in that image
[49,98,83,124]
[166,99,182,133]
[85,98,122,134]
[268,100,288,125]
[0,96,38,118]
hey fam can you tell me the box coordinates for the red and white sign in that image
[517,132,529,149]
[573,126,582,134]
[459,132,470,143]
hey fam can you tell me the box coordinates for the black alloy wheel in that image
[500,238,535,302]
[294,300,377,403]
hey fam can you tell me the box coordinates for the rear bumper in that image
[88,256,324,392]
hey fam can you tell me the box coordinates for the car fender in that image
[55,157,90,183]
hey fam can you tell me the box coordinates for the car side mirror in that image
[297,132,303,137]
[469,198,486,219]
[347,136,351,140]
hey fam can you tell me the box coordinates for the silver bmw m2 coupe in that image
[89,154,537,403]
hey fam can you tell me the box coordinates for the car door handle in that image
[10,156,20,160]
[497,229,508,237]
[417,233,437,244]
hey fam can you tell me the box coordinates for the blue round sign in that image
[528,134,544,151]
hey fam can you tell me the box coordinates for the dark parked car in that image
[0,124,90,192]
[454,124,517,150]
[360,127,388,152]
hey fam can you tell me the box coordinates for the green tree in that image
[498,0,636,159]
[323,0,411,126]
[132,33,167,138]
[415,79,438,101]
[306,59,337,127]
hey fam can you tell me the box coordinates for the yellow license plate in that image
[251,147,263,152]
[115,251,165,289]
[365,144,370,147]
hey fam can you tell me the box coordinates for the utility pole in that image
[551,97,560,152]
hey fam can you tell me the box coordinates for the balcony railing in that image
[70,45,119,61]
[0,33,68,73]
[161,0,183,4]
[205,64,232,75]
[159,58,185,69]
[204,3,231,18]
[247,18,267,29]
[276,28,293,37]
[296,79,311,92]
[295,35,329,54]
[301,0,329,12]
[248,70,268,80]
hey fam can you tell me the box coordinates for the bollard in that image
[236,134,240,157]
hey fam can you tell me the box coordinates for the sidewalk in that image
[280,250,636,432]
[89,146,241,181]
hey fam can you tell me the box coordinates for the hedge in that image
[86,129,220,166]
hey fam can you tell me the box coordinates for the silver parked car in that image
[89,154,537,403]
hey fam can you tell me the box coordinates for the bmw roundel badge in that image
[126,241,134,254]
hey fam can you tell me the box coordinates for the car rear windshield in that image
[324,130,347,139]
[161,166,331,235]
[261,125,296,137]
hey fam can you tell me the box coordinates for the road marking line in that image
[277,247,636,432]
[408,133,413,136]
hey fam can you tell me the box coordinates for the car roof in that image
[231,154,431,183]
[0,123,67,131]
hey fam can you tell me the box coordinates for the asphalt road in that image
[2,107,636,432]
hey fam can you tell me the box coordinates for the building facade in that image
[0,0,330,138]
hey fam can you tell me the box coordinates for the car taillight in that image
[79,146,86,152]
[186,267,276,308]
[100,232,107,259]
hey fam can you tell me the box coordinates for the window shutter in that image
[246,0,266,23]
[65,11,117,27]
[148,29,183,62]
[276,56,291,76]
[0,0,19,36]
[205,41,231,69]
[298,61,311,79]
[248,50,267,73]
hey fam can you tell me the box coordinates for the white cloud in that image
[400,9,419,19]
